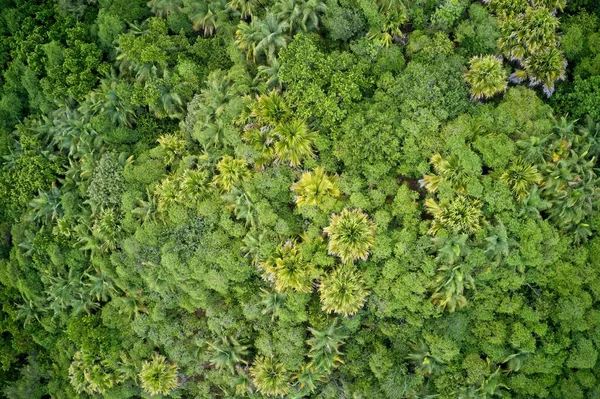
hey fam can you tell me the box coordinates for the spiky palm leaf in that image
[431,264,475,313]
[260,289,286,321]
[147,0,183,18]
[306,320,347,373]
[273,119,318,167]
[464,55,508,100]
[425,196,484,235]
[183,0,225,36]
[520,47,567,97]
[250,355,291,397]
[421,153,470,194]
[251,90,289,126]
[157,133,186,166]
[139,353,179,396]
[223,187,257,227]
[212,156,251,192]
[227,0,263,19]
[499,158,543,200]
[291,167,340,207]
[323,209,376,264]
[319,267,369,316]
[259,241,317,293]
[406,341,444,376]
[208,336,249,374]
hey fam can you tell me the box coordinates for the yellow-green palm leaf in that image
[323,209,376,264]
[319,267,369,316]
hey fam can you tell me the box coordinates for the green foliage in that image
[0,2,599,398]
[87,152,126,211]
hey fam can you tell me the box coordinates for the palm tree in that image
[29,184,63,222]
[84,272,117,302]
[132,189,159,224]
[464,55,508,100]
[499,158,542,200]
[518,185,551,219]
[431,264,475,312]
[237,14,290,63]
[540,129,599,239]
[242,231,268,265]
[306,320,347,373]
[212,156,251,192]
[250,355,291,397]
[83,78,137,127]
[420,153,470,194]
[196,119,232,150]
[180,169,210,203]
[274,0,327,33]
[112,291,148,320]
[484,222,511,265]
[406,341,444,376]
[260,241,317,293]
[150,71,188,119]
[236,19,264,61]
[483,0,528,14]
[323,209,376,264]
[155,176,182,213]
[208,335,249,374]
[257,58,282,89]
[293,364,323,394]
[319,267,369,316]
[498,8,558,62]
[223,187,257,227]
[519,48,567,97]
[516,134,552,164]
[251,90,289,126]
[157,133,187,167]
[260,289,286,321]
[272,119,318,167]
[89,208,123,253]
[243,127,276,170]
[147,0,183,18]
[227,0,263,19]
[502,351,528,372]
[431,234,470,266]
[139,353,179,396]
[425,196,484,235]
[366,1,406,48]
[518,7,559,55]
[182,0,226,36]
[291,167,340,207]
[69,351,123,395]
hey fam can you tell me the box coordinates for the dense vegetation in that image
[1,0,600,397]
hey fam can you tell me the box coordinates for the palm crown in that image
[319,266,369,316]
[464,55,508,100]
[323,209,376,264]
[291,167,340,207]
[138,353,179,396]
[250,355,291,397]
[259,240,318,293]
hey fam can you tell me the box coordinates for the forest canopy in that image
[1,0,600,398]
